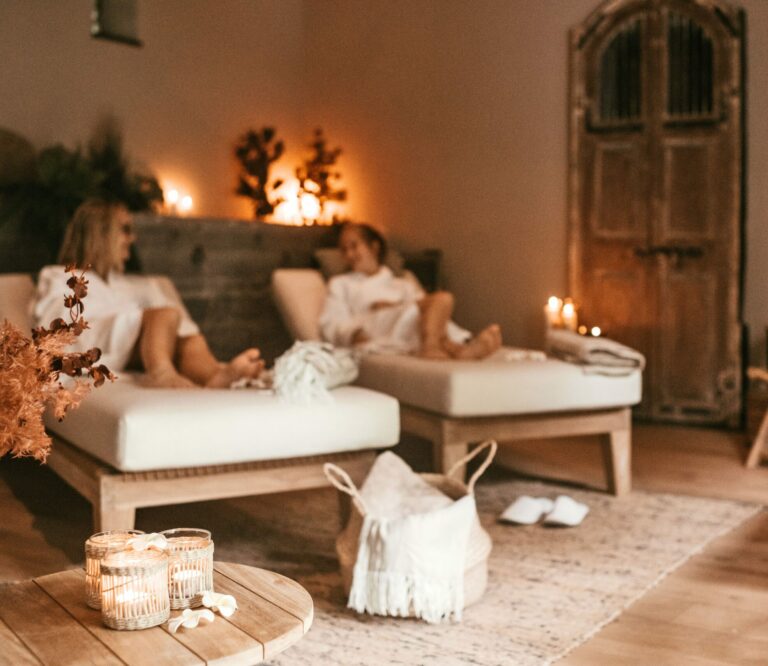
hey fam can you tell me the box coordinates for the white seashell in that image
[202,591,238,618]
[167,608,215,634]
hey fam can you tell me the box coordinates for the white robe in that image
[319,267,469,354]
[32,265,199,372]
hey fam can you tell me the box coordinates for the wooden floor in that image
[497,424,768,666]
[1,423,766,664]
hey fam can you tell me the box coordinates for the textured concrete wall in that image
[132,215,335,363]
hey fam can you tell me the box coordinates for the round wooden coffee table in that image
[0,561,313,665]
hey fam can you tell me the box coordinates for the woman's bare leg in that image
[176,335,264,388]
[139,307,197,388]
[418,291,455,359]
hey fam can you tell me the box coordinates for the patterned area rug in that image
[137,473,760,666]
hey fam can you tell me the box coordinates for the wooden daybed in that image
[272,268,640,496]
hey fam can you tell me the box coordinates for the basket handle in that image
[323,463,368,515]
[447,440,498,493]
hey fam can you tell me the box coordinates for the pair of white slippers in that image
[500,495,589,527]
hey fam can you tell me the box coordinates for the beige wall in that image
[2,0,767,359]
[303,0,768,358]
[0,0,307,220]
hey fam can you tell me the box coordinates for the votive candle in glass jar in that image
[84,530,144,609]
[161,528,214,609]
[100,549,170,630]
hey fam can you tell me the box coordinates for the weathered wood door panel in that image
[569,0,744,424]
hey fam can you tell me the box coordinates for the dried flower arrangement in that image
[0,266,115,461]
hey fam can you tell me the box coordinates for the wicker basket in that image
[326,440,496,611]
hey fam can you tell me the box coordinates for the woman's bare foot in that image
[205,348,265,388]
[142,365,198,389]
[453,324,502,360]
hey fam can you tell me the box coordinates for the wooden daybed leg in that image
[600,408,632,496]
[434,438,470,480]
[94,477,136,531]
[93,502,136,532]
[746,409,768,468]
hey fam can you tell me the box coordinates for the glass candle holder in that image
[161,528,214,609]
[84,530,144,609]
[100,549,170,630]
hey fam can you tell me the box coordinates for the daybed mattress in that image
[45,375,400,472]
[356,348,642,417]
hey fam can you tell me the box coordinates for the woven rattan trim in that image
[117,450,373,482]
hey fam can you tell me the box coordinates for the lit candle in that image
[590,326,602,337]
[561,301,578,332]
[544,296,563,328]
[179,195,193,215]
[84,530,144,609]
[165,188,179,215]
[162,528,214,609]
[100,549,170,630]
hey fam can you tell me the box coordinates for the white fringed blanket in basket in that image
[324,441,496,624]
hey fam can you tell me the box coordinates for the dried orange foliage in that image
[0,266,115,462]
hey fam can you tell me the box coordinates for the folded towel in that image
[546,329,645,375]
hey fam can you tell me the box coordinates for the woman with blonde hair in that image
[34,199,264,388]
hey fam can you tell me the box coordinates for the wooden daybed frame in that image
[47,434,375,531]
[401,405,632,496]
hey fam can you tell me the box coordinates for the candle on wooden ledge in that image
[161,528,214,609]
[100,549,170,630]
[84,530,144,609]
[561,300,578,332]
[544,296,563,329]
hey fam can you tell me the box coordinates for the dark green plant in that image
[296,127,346,221]
[87,116,163,212]
[0,118,163,260]
[234,127,284,219]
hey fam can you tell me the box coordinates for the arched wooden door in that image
[569,0,745,424]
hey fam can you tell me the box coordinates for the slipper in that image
[542,495,589,527]
[500,496,555,525]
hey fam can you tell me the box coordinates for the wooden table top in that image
[0,562,313,665]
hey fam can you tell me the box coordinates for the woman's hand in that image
[369,300,400,311]
[351,329,371,345]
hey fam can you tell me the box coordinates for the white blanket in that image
[546,329,645,376]
[348,452,475,623]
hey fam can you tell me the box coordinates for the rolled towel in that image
[273,340,359,403]
[546,329,645,373]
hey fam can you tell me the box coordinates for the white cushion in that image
[45,375,400,472]
[356,349,642,417]
[0,273,35,331]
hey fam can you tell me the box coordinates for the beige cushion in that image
[272,269,326,341]
[0,273,34,331]
[357,350,642,417]
[45,375,400,472]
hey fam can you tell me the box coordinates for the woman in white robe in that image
[33,200,264,388]
[319,223,502,359]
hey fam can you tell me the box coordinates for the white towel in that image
[546,329,645,376]
[272,341,358,403]
[348,452,474,623]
